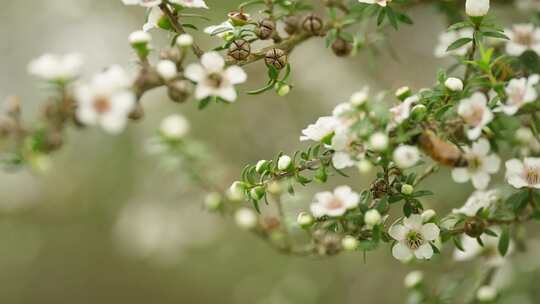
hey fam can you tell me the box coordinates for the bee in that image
[418,130,467,167]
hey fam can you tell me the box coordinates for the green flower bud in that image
[297,212,314,228]
[276,84,291,96]
[341,235,359,251]
[401,184,414,195]
[411,104,427,121]
[255,160,270,173]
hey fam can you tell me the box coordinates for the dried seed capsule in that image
[256,18,276,40]
[264,48,288,70]
[464,218,487,238]
[167,80,192,103]
[302,14,324,35]
[228,39,251,62]
[284,15,299,35]
[159,47,182,63]
[228,10,250,26]
[331,37,352,57]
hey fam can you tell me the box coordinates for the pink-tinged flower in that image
[457,92,493,140]
[310,186,360,218]
[451,139,501,190]
[505,157,540,189]
[495,75,539,115]
[505,24,540,56]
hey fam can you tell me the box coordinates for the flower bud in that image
[277,155,292,171]
[167,80,192,103]
[204,192,222,211]
[395,86,411,101]
[276,83,291,96]
[160,114,190,140]
[401,184,414,195]
[228,39,251,62]
[256,160,270,173]
[516,127,534,144]
[364,209,382,227]
[369,132,389,151]
[227,181,246,201]
[235,208,258,229]
[331,37,352,57]
[404,271,424,289]
[466,0,490,17]
[256,18,276,40]
[464,217,486,238]
[228,11,250,26]
[476,285,497,302]
[159,47,182,62]
[445,77,464,91]
[284,15,299,35]
[357,159,373,173]
[129,30,151,45]
[421,209,436,222]
[156,60,178,81]
[265,48,288,70]
[302,14,324,35]
[176,33,193,47]
[410,104,427,121]
[267,181,283,195]
[350,88,369,106]
[250,186,266,200]
[341,235,359,251]
[297,212,314,228]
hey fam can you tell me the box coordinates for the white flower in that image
[122,0,162,7]
[505,24,540,56]
[445,77,464,91]
[185,52,247,102]
[350,87,369,106]
[393,145,420,169]
[143,6,164,31]
[390,96,417,126]
[300,116,339,142]
[466,0,490,17]
[404,271,424,288]
[170,0,208,9]
[330,128,359,170]
[128,30,152,44]
[28,53,83,82]
[453,189,499,216]
[277,155,292,171]
[451,139,501,190]
[369,132,389,151]
[156,60,178,80]
[454,227,511,266]
[458,92,493,140]
[310,186,360,218]
[477,286,497,302]
[204,21,235,38]
[505,157,540,189]
[234,208,258,229]
[160,114,190,139]
[75,65,136,134]
[358,0,392,7]
[495,74,539,115]
[434,29,473,58]
[176,34,193,47]
[364,209,382,227]
[389,214,440,261]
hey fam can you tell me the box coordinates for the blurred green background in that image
[0,1,539,303]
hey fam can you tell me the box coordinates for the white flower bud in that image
[466,0,490,17]
[369,132,389,151]
[357,159,373,174]
[255,160,269,173]
[277,155,292,171]
[404,271,424,288]
[227,181,245,201]
[364,209,382,227]
[176,33,194,47]
[160,114,190,140]
[297,212,314,228]
[129,30,152,44]
[445,77,464,91]
[204,192,222,211]
[350,88,369,106]
[476,285,497,302]
[156,60,178,80]
[393,145,420,169]
[401,184,414,195]
[421,209,436,222]
[267,181,282,195]
[276,84,291,96]
[516,127,534,144]
[341,235,359,251]
[395,86,411,101]
[234,208,258,229]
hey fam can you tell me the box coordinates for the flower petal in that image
[421,223,440,241]
[201,52,225,72]
[184,64,206,82]
[224,66,247,85]
[452,168,470,183]
[392,242,413,261]
[389,224,408,241]
[415,243,434,259]
[404,214,423,230]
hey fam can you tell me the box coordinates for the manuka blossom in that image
[505,24,540,56]
[458,92,493,140]
[28,53,83,82]
[75,65,136,134]
[505,157,540,189]
[393,145,421,169]
[451,139,501,190]
[390,95,418,126]
[300,116,339,142]
[453,190,499,216]
[185,52,247,102]
[310,186,360,218]
[495,74,539,115]
[389,214,440,261]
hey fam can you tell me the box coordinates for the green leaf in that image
[446,37,473,51]
[481,31,509,40]
[498,226,510,257]
[447,21,472,32]
[376,8,386,26]
[385,7,398,30]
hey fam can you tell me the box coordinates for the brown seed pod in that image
[228,39,251,62]
[264,48,288,70]
[284,15,299,35]
[331,37,352,57]
[464,218,487,238]
[302,14,324,35]
[418,130,467,167]
[256,18,276,40]
[167,80,192,103]
[370,178,387,199]
[128,103,144,120]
